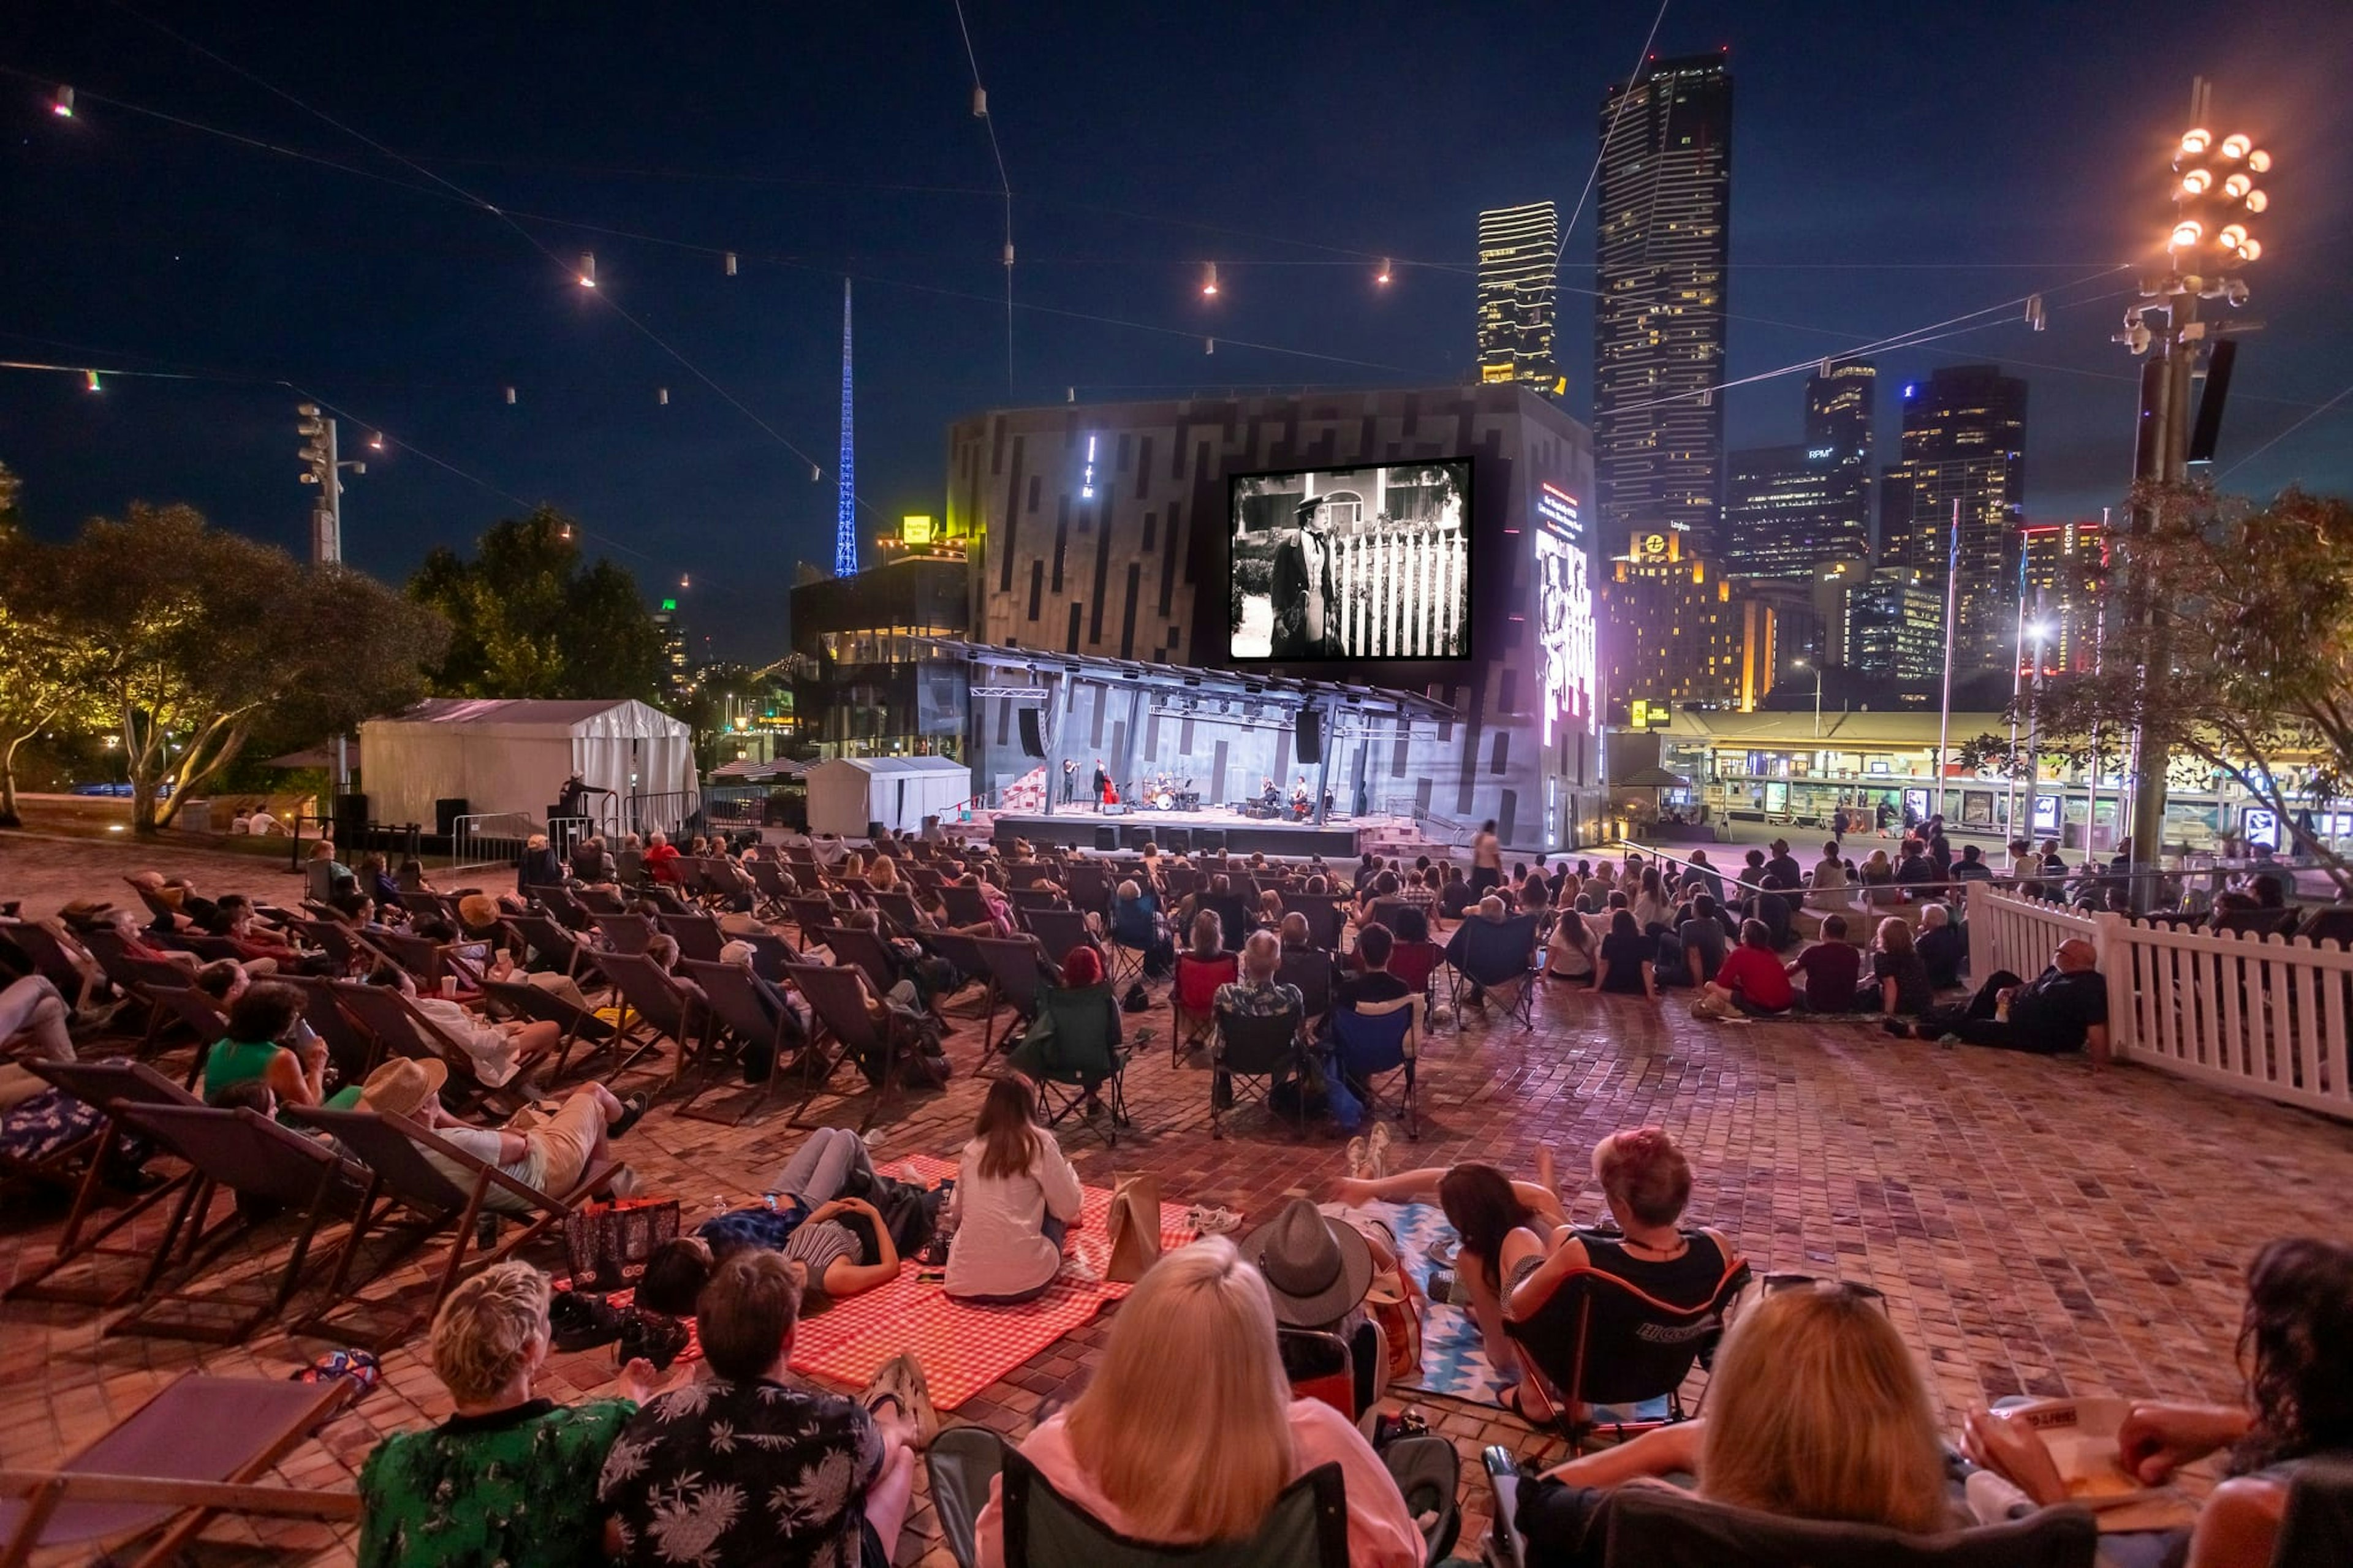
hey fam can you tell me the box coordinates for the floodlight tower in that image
[295,403,365,565]
[834,279,858,578]
[2113,78,2270,907]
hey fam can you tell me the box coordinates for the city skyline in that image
[3,3,2349,657]
[1476,200,1561,390]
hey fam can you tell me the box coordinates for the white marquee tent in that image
[358,699,694,829]
[803,756,971,836]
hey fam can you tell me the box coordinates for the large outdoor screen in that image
[1227,459,1472,664]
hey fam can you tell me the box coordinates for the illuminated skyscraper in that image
[1880,363,2027,672]
[1720,361,1875,581]
[1594,51,1732,551]
[835,278,858,578]
[1476,201,1561,389]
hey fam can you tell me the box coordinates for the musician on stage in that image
[1061,759,1077,805]
[1095,758,1115,808]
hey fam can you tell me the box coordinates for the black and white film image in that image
[1227,460,1471,662]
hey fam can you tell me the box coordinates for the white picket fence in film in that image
[1330,522,1468,659]
[1965,884,2353,1119]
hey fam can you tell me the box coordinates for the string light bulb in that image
[2243,189,2267,213]
[53,85,75,118]
[504,386,517,404]
[2179,168,2211,195]
[2170,219,2203,249]
[2180,127,2211,154]
[1201,261,1219,298]
[559,523,573,540]
[577,252,597,288]
[1376,258,1392,285]
[2238,238,2262,262]
[368,431,385,451]
[812,463,822,482]
[1205,336,1216,355]
[2222,172,2251,199]
[679,574,691,589]
[84,369,100,392]
[723,251,738,276]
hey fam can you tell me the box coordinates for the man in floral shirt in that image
[599,1249,917,1568]
[358,1262,653,1567]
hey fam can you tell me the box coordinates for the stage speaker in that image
[1094,827,1118,851]
[1295,708,1322,765]
[332,792,371,849]
[1162,828,1191,854]
[1121,825,1151,850]
[1196,829,1224,853]
[1100,801,1127,817]
[1017,707,1046,758]
[433,797,469,838]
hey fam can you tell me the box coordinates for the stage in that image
[978,803,1389,859]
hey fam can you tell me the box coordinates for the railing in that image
[621,790,702,841]
[1965,883,2352,1119]
[1332,521,1468,659]
[447,812,591,873]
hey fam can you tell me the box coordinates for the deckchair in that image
[285,917,381,974]
[745,857,795,919]
[657,909,726,963]
[136,980,232,1085]
[1021,907,1097,970]
[591,912,657,956]
[783,894,838,936]
[5,1061,203,1306]
[922,928,998,1027]
[940,883,993,928]
[971,935,1053,1059]
[872,889,923,930]
[813,925,903,1000]
[276,974,381,1090]
[528,881,596,931]
[589,949,708,1083]
[286,1104,618,1344]
[729,926,802,982]
[502,908,587,979]
[477,977,628,1081]
[108,1104,369,1343]
[327,980,530,1119]
[673,959,803,1124]
[0,1373,357,1568]
[782,961,899,1127]
[1,918,99,1009]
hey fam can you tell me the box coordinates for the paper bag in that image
[1104,1172,1162,1284]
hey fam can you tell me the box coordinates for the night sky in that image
[6,1,2350,661]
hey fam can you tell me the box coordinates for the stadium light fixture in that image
[1201,260,1219,298]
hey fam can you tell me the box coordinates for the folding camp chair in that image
[6,1061,203,1306]
[503,908,587,979]
[592,912,657,956]
[1211,1005,1306,1140]
[1277,947,1336,1025]
[0,1373,358,1568]
[925,1425,1006,1568]
[1501,1243,1752,1454]
[327,980,531,1119]
[1282,894,1347,950]
[782,961,899,1127]
[108,1104,370,1343]
[1385,938,1444,1014]
[1449,913,1542,1029]
[673,959,804,1124]
[659,910,726,963]
[1170,950,1237,1063]
[589,950,708,1085]
[813,925,903,1000]
[971,935,1053,1059]
[1064,862,1111,915]
[477,977,629,1081]
[286,1104,618,1344]
[1329,996,1420,1138]
[1021,906,1097,969]
[1018,982,1132,1146]
[999,1445,1347,1568]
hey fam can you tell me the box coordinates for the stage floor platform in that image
[978,805,1389,858]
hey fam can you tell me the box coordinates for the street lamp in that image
[1792,657,1823,739]
[2023,615,2055,843]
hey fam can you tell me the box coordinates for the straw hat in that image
[457,893,501,930]
[57,898,115,925]
[358,1056,448,1118]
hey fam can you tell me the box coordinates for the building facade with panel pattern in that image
[945,384,1607,850]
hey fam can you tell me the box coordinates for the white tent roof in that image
[371,698,686,739]
[805,756,968,778]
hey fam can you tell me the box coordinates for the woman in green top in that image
[202,982,329,1109]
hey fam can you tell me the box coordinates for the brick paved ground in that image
[6,865,2352,1563]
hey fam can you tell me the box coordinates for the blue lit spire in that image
[834,277,858,578]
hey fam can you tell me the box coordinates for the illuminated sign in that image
[2032,793,2061,835]
[659,598,678,612]
[1536,481,1581,539]
[2243,806,2281,850]
[1629,699,1650,728]
[1534,501,1597,746]
[1806,446,1835,461]
[901,515,934,545]
[1080,434,1100,500]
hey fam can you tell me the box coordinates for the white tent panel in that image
[358,698,694,828]
[803,757,971,836]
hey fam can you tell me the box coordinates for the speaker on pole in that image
[1295,707,1322,765]
[1017,708,1046,758]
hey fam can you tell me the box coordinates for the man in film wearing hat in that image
[1243,1197,1404,1412]
[355,1056,646,1211]
[1270,496,1342,659]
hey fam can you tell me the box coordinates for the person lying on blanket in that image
[640,1126,906,1311]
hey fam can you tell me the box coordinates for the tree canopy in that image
[409,506,669,704]
[1963,483,2353,895]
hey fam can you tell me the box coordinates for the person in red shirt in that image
[1703,919,1796,1016]
[1784,915,1862,1012]
[642,830,684,885]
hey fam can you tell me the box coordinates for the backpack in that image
[1121,981,1151,1013]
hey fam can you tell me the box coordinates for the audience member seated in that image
[1337,1155,1573,1425]
[1513,1278,1957,1559]
[1763,839,1804,892]
[358,1262,656,1568]
[1591,909,1658,1000]
[1697,920,1796,1018]
[1890,937,2110,1063]
[642,829,683,885]
[944,1076,1082,1304]
[1338,923,1412,1009]
[1859,917,1933,1016]
[1108,879,1174,974]
[366,961,557,1086]
[1786,917,1861,1011]
[203,981,331,1108]
[1950,842,1995,884]
[569,833,618,885]
[1745,876,1795,950]
[308,841,366,915]
[0,974,75,1066]
[356,1058,642,1210]
[1917,902,1966,990]
[515,833,565,898]
[1631,868,1675,933]
[1439,865,1475,920]
[1675,895,1730,988]
[1962,1236,2353,1568]
[601,1250,919,1567]
[1810,840,1855,911]
[1543,903,1596,983]
[972,1237,1423,1568]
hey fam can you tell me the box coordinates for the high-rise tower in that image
[1594,51,1733,552]
[1476,200,1561,389]
[1879,363,2028,674]
[834,278,858,578]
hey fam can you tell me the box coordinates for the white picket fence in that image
[1331,523,1467,659]
[1966,884,2353,1118]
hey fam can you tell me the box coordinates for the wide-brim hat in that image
[457,893,502,930]
[1241,1197,1374,1328]
[358,1056,447,1118]
[57,898,114,925]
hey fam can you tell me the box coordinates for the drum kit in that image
[1131,773,1199,812]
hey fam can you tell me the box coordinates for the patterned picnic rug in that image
[1383,1200,1512,1405]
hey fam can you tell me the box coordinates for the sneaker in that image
[617,1308,690,1371]
[1344,1135,1374,1181]
[550,1290,625,1352]
[1366,1121,1395,1180]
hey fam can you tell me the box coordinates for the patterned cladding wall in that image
[948,384,1608,850]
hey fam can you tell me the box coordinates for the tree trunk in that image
[0,733,20,830]
[132,775,161,834]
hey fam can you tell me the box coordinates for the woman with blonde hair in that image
[1514,1280,1955,1559]
[867,854,901,894]
[972,1238,1422,1566]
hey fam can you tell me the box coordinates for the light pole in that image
[1792,657,1823,738]
[298,404,368,795]
[2115,83,2270,908]
[2023,604,2052,845]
